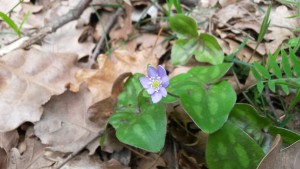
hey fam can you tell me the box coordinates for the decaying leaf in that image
[0,49,78,132]
[258,135,300,169]
[6,127,54,169]
[34,85,100,154]
[42,21,95,59]
[58,151,103,169]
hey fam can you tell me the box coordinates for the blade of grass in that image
[247,3,272,63]
[0,11,21,37]
[18,11,30,30]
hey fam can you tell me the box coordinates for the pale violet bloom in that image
[139,65,169,103]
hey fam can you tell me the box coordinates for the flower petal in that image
[161,76,169,88]
[147,88,155,95]
[159,87,167,97]
[151,92,162,103]
[157,65,167,77]
[139,76,150,88]
[147,66,158,78]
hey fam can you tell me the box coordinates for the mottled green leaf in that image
[206,122,265,169]
[169,64,235,133]
[171,38,199,65]
[229,104,271,151]
[194,33,224,65]
[109,74,167,152]
[169,14,198,38]
[188,63,232,83]
[181,81,236,133]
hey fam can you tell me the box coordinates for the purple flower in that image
[139,65,169,103]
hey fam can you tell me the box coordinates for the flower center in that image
[149,76,162,91]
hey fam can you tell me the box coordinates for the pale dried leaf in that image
[0,130,19,153]
[218,0,237,7]
[6,127,54,169]
[34,85,101,153]
[258,135,300,169]
[110,4,133,40]
[60,151,103,169]
[0,49,78,132]
[71,33,166,102]
[42,21,95,59]
[0,0,21,13]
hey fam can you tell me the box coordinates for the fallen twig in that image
[90,8,123,61]
[19,0,92,49]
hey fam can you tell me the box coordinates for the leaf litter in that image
[0,0,299,168]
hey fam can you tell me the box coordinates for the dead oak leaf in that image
[258,135,300,169]
[6,127,54,169]
[42,21,95,59]
[34,85,101,154]
[0,49,78,132]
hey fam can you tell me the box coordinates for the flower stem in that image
[167,92,180,98]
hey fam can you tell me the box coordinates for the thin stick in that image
[53,130,105,169]
[19,0,92,49]
[90,8,123,61]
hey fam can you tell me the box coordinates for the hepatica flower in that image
[139,65,169,103]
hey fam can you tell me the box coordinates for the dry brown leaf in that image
[58,151,103,169]
[136,154,166,169]
[258,135,300,169]
[41,21,95,59]
[215,4,248,24]
[34,85,100,154]
[100,159,130,169]
[218,0,237,7]
[109,3,134,40]
[0,130,19,154]
[71,33,166,102]
[0,49,78,132]
[6,127,54,169]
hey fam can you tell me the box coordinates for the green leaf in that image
[253,61,271,79]
[169,14,198,38]
[251,66,262,81]
[188,63,232,83]
[268,79,276,92]
[181,81,236,133]
[169,64,235,133]
[229,104,271,150]
[289,48,300,77]
[194,33,224,65]
[206,122,265,169]
[268,126,300,145]
[267,52,282,78]
[171,38,199,65]
[109,74,167,152]
[0,11,21,37]
[281,49,292,78]
[288,37,300,47]
[257,81,265,94]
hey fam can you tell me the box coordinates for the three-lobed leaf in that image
[109,74,167,152]
[171,38,198,65]
[169,14,198,38]
[206,122,265,169]
[194,33,224,65]
[168,63,236,133]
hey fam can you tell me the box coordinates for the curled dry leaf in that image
[258,135,300,169]
[0,49,78,132]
